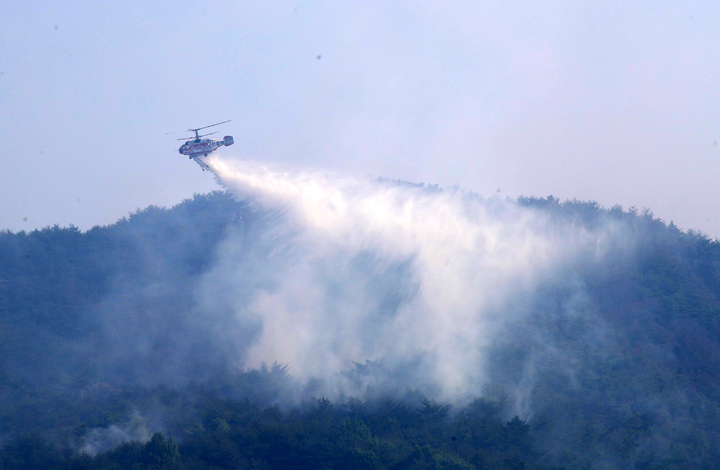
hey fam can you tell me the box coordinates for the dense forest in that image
[2,190,720,469]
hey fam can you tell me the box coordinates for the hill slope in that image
[1,191,720,469]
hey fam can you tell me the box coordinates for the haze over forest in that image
[2,156,720,469]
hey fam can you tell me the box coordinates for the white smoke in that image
[79,411,152,455]
[199,155,622,399]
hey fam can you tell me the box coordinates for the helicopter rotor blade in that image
[176,131,219,141]
[189,120,231,132]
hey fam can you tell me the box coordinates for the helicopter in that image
[169,120,234,171]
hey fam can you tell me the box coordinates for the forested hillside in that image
[1,191,720,469]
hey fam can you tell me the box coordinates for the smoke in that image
[78,412,153,456]
[197,155,626,401]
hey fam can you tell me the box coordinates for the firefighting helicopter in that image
[169,120,234,171]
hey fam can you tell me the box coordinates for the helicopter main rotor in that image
[176,131,218,141]
[168,120,232,141]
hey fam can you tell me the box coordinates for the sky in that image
[2,0,719,236]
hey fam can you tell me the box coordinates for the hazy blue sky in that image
[2,0,719,235]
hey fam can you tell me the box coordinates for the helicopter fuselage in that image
[179,135,234,157]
